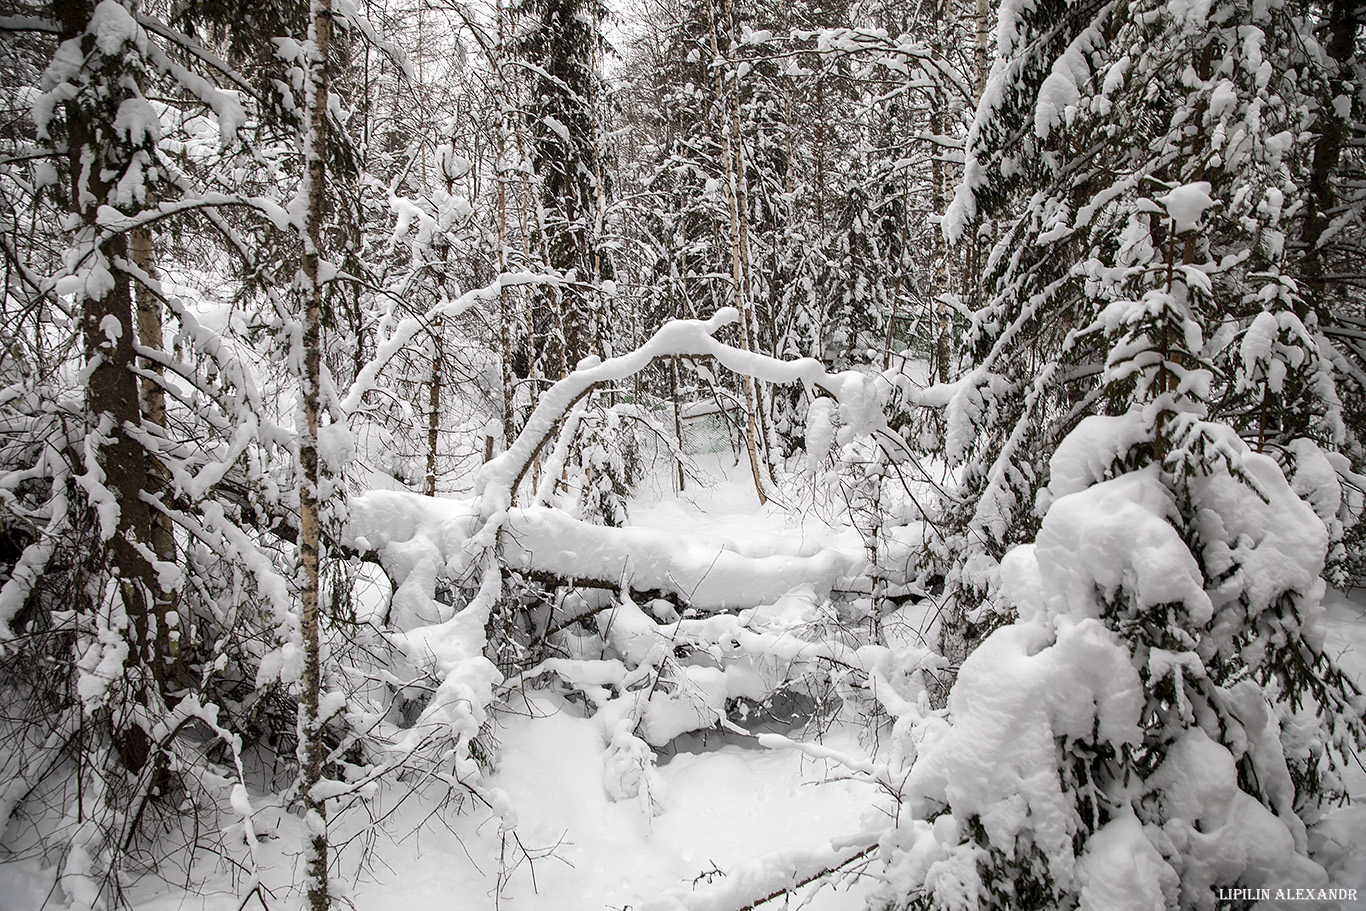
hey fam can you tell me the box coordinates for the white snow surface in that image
[1316,587,1366,900]
[1075,811,1177,911]
[0,696,881,911]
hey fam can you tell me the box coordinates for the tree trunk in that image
[299,0,332,908]
[132,225,180,697]
[706,0,768,504]
[974,0,990,98]
[425,321,443,497]
[1301,0,1358,313]
[497,0,517,449]
[53,0,160,773]
[671,357,686,493]
[722,14,777,477]
[930,0,950,384]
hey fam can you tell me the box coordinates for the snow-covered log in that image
[346,492,867,615]
[343,309,902,616]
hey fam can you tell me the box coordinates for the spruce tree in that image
[42,0,165,780]
[929,0,1366,662]
[514,0,612,377]
[878,182,1366,911]
[873,0,1366,903]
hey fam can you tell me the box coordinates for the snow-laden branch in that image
[134,13,259,100]
[501,506,865,610]
[476,307,875,518]
[92,193,291,234]
[340,271,545,414]
[639,840,881,911]
[0,454,69,643]
[0,15,59,33]
[347,492,872,616]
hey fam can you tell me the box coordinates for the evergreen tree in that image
[514,0,612,377]
[928,0,1366,664]
[35,0,169,799]
[877,183,1366,911]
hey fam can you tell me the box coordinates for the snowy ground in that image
[341,693,879,911]
[330,458,884,911]
[1,457,1362,910]
[1314,587,1366,902]
[0,697,879,911]
[630,451,866,566]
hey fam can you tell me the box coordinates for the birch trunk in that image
[497,0,517,448]
[299,1,332,907]
[425,322,442,497]
[705,0,768,504]
[930,0,950,384]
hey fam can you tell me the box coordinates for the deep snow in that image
[0,457,1361,911]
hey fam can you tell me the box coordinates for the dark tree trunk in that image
[54,0,160,769]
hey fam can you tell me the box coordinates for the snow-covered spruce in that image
[874,420,1364,910]
[928,0,1366,668]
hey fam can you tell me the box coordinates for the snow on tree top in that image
[1156,181,1215,233]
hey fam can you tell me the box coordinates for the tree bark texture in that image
[299,1,332,908]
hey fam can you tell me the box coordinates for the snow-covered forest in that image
[2,0,1365,908]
